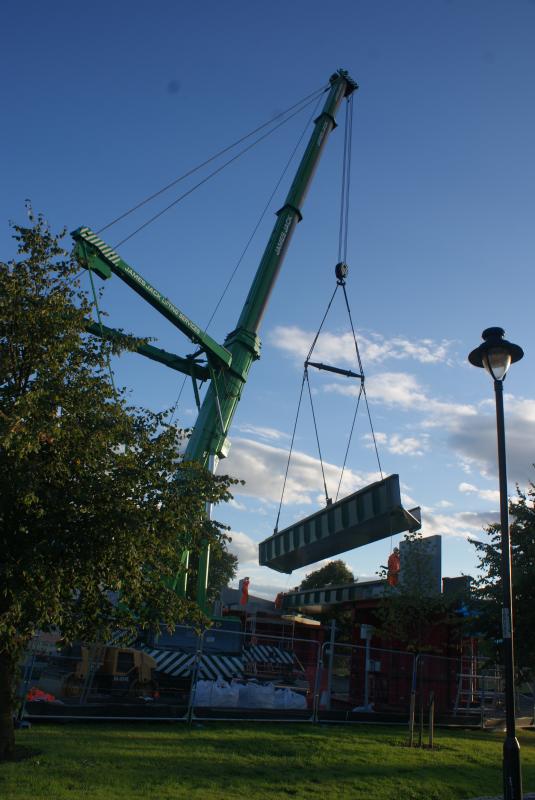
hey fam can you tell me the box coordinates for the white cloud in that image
[224,437,380,507]
[458,458,476,475]
[389,434,427,456]
[458,482,500,505]
[326,372,476,423]
[269,326,453,367]
[269,324,534,487]
[449,395,535,485]
[228,498,247,511]
[437,500,453,508]
[325,372,533,486]
[235,423,289,442]
[422,509,499,541]
[459,482,478,494]
[226,530,258,565]
[401,491,419,509]
[478,489,501,503]
[365,431,429,457]
[372,432,388,444]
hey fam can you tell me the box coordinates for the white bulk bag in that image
[211,679,239,708]
[193,680,213,707]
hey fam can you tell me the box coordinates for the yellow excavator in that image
[62,644,157,698]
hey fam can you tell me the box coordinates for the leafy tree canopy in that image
[188,538,238,606]
[297,561,355,643]
[299,560,354,591]
[0,211,237,758]
[470,480,535,683]
[375,531,455,653]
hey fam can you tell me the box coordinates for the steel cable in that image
[305,368,331,505]
[341,282,383,479]
[274,370,307,533]
[111,94,326,249]
[98,85,327,235]
[169,93,324,425]
[203,92,325,333]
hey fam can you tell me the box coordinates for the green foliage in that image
[187,539,238,606]
[299,561,355,642]
[470,480,535,682]
[0,212,237,757]
[299,560,354,591]
[375,531,454,653]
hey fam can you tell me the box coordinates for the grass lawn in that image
[1,722,534,800]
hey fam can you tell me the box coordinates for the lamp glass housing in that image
[482,348,512,381]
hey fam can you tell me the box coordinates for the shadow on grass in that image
[3,746,42,763]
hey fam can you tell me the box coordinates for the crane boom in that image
[72,69,358,610]
[186,70,357,467]
[187,69,358,606]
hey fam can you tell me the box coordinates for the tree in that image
[299,560,354,591]
[0,212,236,759]
[470,480,535,683]
[375,531,455,653]
[188,538,238,606]
[299,561,355,643]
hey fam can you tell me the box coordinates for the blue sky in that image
[2,0,534,598]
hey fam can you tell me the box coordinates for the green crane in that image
[72,69,358,610]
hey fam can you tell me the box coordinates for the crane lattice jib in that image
[71,226,232,371]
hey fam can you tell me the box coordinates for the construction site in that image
[13,68,532,744]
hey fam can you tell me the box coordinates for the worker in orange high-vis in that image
[240,577,250,606]
[387,547,400,586]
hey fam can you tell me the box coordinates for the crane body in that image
[72,69,358,610]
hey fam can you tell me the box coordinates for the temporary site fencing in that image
[17,625,524,727]
[17,625,318,723]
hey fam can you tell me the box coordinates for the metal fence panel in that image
[19,625,320,722]
[316,641,415,721]
[21,628,518,727]
[418,653,461,717]
[190,626,320,722]
[20,629,196,720]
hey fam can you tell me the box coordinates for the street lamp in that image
[468,327,524,800]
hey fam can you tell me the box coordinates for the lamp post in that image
[468,327,524,800]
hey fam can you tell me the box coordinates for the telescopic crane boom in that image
[72,69,358,610]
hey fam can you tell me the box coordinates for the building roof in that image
[219,586,275,613]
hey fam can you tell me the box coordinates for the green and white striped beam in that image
[259,474,421,574]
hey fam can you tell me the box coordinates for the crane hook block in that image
[335,262,349,283]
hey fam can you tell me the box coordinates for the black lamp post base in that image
[503,735,522,800]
